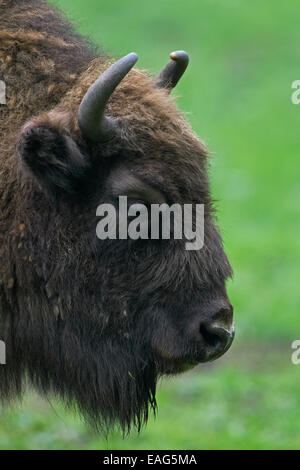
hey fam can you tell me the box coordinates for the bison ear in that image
[17,121,90,198]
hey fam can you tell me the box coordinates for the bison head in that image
[11,52,234,432]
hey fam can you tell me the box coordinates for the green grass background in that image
[1,0,299,449]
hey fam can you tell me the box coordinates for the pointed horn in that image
[155,50,189,90]
[78,52,138,142]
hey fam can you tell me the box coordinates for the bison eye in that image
[111,195,148,208]
[107,165,167,205]
[126,196,151,208]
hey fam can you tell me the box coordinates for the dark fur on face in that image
[0,0,233,433]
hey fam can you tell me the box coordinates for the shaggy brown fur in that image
[0,0,233,433]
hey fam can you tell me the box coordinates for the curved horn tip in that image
[169,50,189,66]
[127,52,139,63]
[154,50,189,90]
[121,52,139,68]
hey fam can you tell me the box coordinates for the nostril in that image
[199,320,235,359]
[199,322,223,349]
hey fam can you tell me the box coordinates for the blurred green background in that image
[1,0,300,450]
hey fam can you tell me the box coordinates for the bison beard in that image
[1,302,157,433]
[0,0,234,433]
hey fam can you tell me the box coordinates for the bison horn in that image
[78,52,138,142]
[155,51,189,90]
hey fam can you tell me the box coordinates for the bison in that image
[0,0,234,433]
